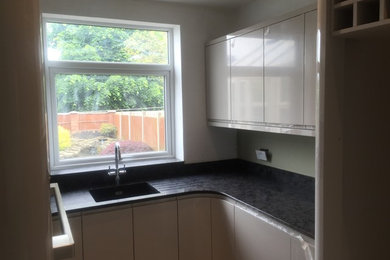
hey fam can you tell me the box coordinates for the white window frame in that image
[42,13,180,173]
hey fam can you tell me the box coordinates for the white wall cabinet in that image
[264,15,305,125]
[133,200,178,260]
[206,40,231,121]
[206,6,317,136]
[304,10,317,126]
[178,197,212,260]
[82,207,133,260]
[231,29,264,123]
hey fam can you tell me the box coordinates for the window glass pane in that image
[46,22,168,64]
[55,74,166,160]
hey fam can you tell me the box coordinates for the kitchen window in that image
[43,14,181,172]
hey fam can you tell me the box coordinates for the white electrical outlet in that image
[255,149,269,161]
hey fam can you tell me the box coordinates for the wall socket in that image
[255,149,270,161]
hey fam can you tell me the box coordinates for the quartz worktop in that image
[51,159,314,238]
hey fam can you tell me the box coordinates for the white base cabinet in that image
[69,196,313,260]
[211,198,235,260]
[82,207,133,260]
[235,206,290,260]
[210,198,314,260]
[178,197,212,260]
[67,217,83,260]
[133,200,178,260]
[53,215,83,260]
[291,237,315,260]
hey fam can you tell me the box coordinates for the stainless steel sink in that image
[89,182,159,202]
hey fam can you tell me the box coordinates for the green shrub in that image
[58,125,71,151]
[100,123,117,138]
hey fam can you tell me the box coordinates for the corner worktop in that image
[51,160,314,238]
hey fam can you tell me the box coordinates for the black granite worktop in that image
[51,159,314,238]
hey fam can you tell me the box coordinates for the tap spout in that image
[107,142,126,185]
[114,142,121,185]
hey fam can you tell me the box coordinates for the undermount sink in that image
[89,182,159,202]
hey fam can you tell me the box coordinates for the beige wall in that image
[340,38,390,260]
[1,0,51,259]
[40,0,238,164]
[316,0,390,258]
[316,1,345,256]
[238,131,315,177]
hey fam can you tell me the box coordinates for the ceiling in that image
[137,0,255,8]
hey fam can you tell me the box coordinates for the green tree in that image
[46,23,167,63]
[47,22,166,112]
[124,30,168,64]
[56,74,164,113]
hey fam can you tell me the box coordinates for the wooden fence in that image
[57,110,165,151]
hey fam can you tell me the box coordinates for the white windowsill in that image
[50,157,184,175]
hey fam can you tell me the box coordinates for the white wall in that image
[40,0,238,164]
[235,0,316,29]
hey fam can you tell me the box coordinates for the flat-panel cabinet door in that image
[178,198,212,260]
[53,216,83,260]
[264,15,305,125]
[304,10,317,126]
[82,207,133,260]
[206,40,231,121]
[231,29,264,123]
[235,206,290,260]
[211,198,235,260]
[133,200,178,260]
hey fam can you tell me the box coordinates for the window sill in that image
[50,157,184,176]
